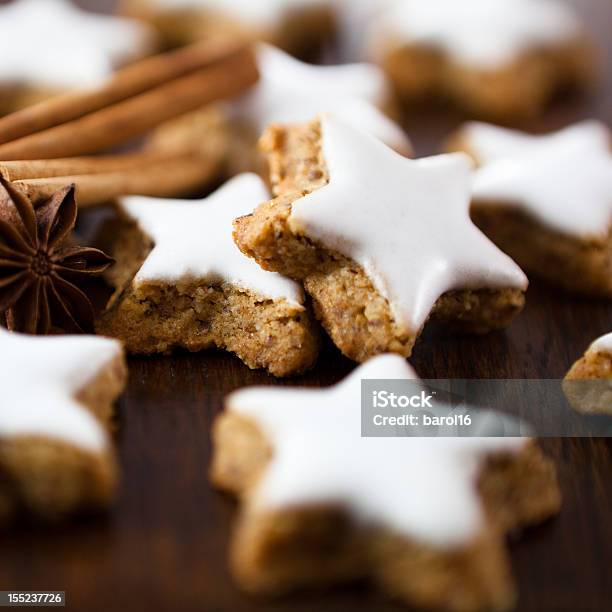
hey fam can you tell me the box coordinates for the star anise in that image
[0,177,114,334]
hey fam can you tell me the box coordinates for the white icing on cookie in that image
[0,0,156,89]
[460,120,611,165]
[120,173,304,307]
[229,44,411,153]
[368,0,583,68]
[228,353,527,547]
[591,333,612,355]
[288,114,527,334]
[471,121,612,239]
[0,329,122,452]
[149,0,325,28]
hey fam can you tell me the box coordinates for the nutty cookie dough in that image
[98,173,318,377]
[211,354,561,611]
[0,329,126,525]
[367,0,594,122]
[234,115,527,362]
[446,121,612,297]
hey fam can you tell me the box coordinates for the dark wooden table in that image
[1,1,612,611]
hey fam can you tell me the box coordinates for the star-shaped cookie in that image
[229,44,410,154]
[235,115,527,362]
[371,0,583,70]
[367,0,592,120]
[448,120,610,166]
[0,328,126,524]
[0,0,155,92]
[447,120,612,296]
[98,173,318,377]
[211,354,560,610]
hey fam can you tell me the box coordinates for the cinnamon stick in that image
[0,150,181,181]
[0,44,258,161]
[0,39,252,145]
[14,152,223,207]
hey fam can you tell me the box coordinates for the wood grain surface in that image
[1,1,611,611]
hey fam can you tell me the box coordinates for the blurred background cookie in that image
[447,120,612,297]
[0,329,126,525]
[0,0,158,115]
[367,0,596,122]
[118,0,335,60]
[211,355,561,611]
[146,44,410,185]
[565,332,612,414]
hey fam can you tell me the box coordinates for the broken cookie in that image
[98,173,318,377]
[234,115,527,362]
